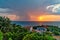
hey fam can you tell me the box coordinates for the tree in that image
[0,16,11,27]
[0,16,11,33]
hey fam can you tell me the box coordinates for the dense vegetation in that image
[47,25,60,35]
[0,16,56,40]
[23,32,56,40]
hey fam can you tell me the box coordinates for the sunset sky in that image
[0,0,60,21]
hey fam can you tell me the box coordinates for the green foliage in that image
[47,25,60,35]
[44,35,55,40]
[0,16,56,40]
[8,38,13,40]
[0,30,3,40]
[0,16,11,27]
[23,33,40,40]
[23,32,55,40]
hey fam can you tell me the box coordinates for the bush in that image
[0,30,3,40]
[23,32,55,40]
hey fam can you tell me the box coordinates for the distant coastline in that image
[11,21,60,27]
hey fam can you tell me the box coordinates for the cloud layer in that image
[0,8,19,21]
[0,8,13,13]
[46,4,60,14]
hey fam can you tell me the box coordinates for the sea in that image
[11,21,60,27]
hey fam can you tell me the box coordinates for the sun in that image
[38,17,43,21]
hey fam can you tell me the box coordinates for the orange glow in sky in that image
[5,14,60,21]
[38,15,60,21]
[7,15,20,21]
[28,14,60,21]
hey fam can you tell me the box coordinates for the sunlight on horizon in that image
[38,15,60,21]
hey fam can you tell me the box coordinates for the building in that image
[24,25,48,33]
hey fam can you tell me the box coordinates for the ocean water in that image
[11,21,60,27]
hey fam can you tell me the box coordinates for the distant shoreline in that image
[11,21,60,28]
[12,21,60,22]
